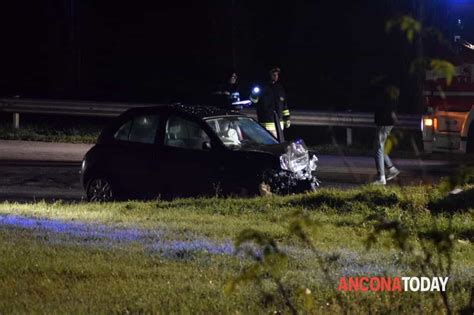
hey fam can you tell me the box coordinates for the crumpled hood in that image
[234,142,290,156]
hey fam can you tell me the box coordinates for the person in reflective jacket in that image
[250,67,291,137]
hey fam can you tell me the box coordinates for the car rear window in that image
[114,115,160,144]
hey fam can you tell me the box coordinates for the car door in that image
[159,114,219,196]
[109,114,162,197]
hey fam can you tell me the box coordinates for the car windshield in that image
[205,116,278,148]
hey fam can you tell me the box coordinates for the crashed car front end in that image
[204,115,319,195]
[264,139,320,194]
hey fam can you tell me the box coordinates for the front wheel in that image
[262,170,297,195]
[262,170,319,195]
[86,177,115,202]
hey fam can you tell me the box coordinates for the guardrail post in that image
[13,113,20,129]
[346,127,352,146]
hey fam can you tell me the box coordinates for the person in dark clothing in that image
[213,71,241,110]
[250,67,290,138]
[372,83,400,185]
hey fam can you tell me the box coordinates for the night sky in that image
[1,1,473,112]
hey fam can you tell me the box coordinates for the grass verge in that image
[0,185,472,313]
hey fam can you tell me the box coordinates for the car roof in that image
[123,104,241,119]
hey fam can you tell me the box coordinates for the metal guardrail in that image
[241,109,419,130]
[0,98,162,118]
[0,98,421,145]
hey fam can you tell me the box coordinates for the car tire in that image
[467,126,474,154]
[261,169,291,195]
[86,177,115,202]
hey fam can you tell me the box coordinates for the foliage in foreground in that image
[0,185,472,314]
[228,203,473,314]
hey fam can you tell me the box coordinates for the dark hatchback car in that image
[80,105,319,201]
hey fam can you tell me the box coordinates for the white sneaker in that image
[386,167,400,181]
[372,176,386,185]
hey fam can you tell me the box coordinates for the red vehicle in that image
[421,2,474,153]
[421,61,474,153]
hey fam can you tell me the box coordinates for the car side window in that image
[164,116,210,150]
[114,115,160,144]
[114,120,132,141]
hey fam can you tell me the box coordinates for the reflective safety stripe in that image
[261,121,284,131]
[262,122,275,131]
[282,109,290,116]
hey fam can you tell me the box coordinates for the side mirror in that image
[202,141,212,150]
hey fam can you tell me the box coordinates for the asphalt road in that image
[0,140,467,202]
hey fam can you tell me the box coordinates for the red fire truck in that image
[421,59,474,153]
[421,1,474,153]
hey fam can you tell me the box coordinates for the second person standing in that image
[251,67,291,138]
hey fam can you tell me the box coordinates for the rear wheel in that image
[467,126,474,153]
[86,177,114,202]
